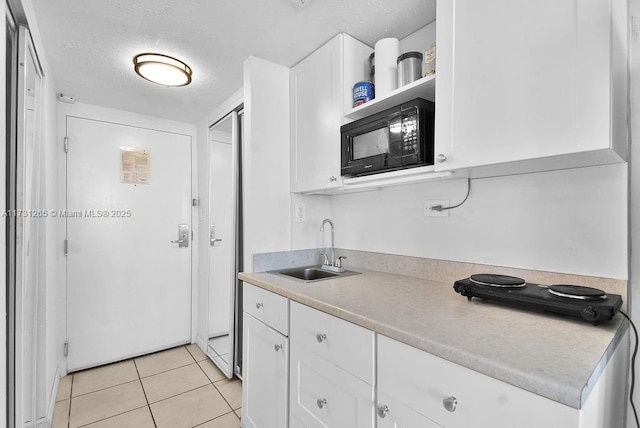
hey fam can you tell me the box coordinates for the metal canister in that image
[353,81,375,107]
[397,51,423,87]
[368,52,375,83]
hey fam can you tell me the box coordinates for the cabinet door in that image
[241,313,288,428]
[377,391,442,428]
[291,35,345,193]
[290,343,374,428]
[435,0,617,172]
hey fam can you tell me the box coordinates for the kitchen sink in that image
[271,266,360,282]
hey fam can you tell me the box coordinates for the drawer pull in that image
[255,302,263,309]
[274,344,283,352]
[377,404,390,418]
[443,396,458,412]
[316,333,327,343]
[317,398,327,409]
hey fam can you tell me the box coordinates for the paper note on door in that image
[120,147,150,184]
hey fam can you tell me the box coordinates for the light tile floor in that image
[52,344,242,428]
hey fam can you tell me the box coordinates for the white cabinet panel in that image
[289,343,374,428]
[377,334,577,428]
[241,313,288,428]
[290,301,375,384]
[435,0,626,173]
[290,34,371,193]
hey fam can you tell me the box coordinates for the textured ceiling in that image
[31,0,436,123]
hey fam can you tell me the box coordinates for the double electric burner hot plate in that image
[453,274,622,323]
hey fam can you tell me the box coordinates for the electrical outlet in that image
[295,202,306,223]
[424,200,450,217]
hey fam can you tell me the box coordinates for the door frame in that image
[206,109,241,378]
[196,88,244,376]
[58,102,198,369]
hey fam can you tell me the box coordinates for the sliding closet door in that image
[14,25,45,428]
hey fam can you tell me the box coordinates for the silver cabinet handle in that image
[443,396,457,412]
[255,302,263,309]
[329,176,337,182]
[316,333,326,343]
[317,398,327,409]
[377,404,389,418]
[436,153,448,163]
[274,344,283,352]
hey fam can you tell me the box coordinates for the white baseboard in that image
[37,367,64,428]
[36,416,50,428]
[195,336,208,353]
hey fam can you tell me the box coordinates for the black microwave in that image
[340,98,434,177]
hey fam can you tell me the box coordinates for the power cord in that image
[620,310,640,428]
[430,178,472,212]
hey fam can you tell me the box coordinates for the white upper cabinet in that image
[290,34,371,193]
[434,0,627,174]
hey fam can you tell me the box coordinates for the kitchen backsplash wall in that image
[293,164,627,280]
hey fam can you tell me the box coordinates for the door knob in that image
[377,404,390,418]
[209,225,222,246]
[316,333,327,343]
[171,224,189,248]
[443,396,458,412]
[317,398,327,409]
[436,153,448,163]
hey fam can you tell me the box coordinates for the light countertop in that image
[238,267,627,409]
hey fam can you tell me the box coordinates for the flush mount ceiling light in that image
[133,53,192,87]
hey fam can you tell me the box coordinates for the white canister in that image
[374,37,399,98]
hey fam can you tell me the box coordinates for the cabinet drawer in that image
[290,342,374,428]
[290,301,374,384]
[243,283,289,336]
[377,335,576,428]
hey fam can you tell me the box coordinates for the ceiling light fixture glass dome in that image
[133,53,192,87]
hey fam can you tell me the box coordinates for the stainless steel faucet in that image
[320,218,335,267]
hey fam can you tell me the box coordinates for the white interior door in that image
[66,117,192,371]
[207,111,238,377]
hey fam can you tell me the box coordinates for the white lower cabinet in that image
[242,284,289,428]
[289,343,374,427]
[376,334,625,428]
[241,283,626,428]
[289,301,375,428]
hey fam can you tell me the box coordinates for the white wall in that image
[242,56,292,271]
[326,165,627,279]
[41,52,61,425]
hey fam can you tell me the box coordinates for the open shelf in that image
[345,74,436,120]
